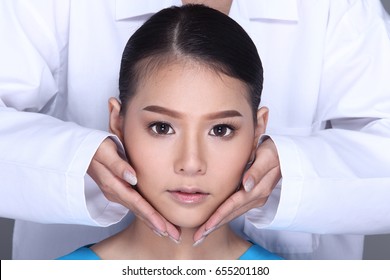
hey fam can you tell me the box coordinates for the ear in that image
[108,97,124,142]
[252,106,269,153]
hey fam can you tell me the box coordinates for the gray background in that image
[1,0,390,260]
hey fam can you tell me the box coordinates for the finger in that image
[164,218,182,243]
[193,193,242,243]
[89,157,181,240]
[194,140,282,244]
[123,191,181,242]
[193,190,260,242]
[91,139,181,241]
[242,159,271,193]
[114,180,180,240]
[194,179,276,244]
[87,159,124,202]
[106,174,170,232]
[242,139,280,192]
[94,138,137,185]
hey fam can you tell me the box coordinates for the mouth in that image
[167,188,209,204]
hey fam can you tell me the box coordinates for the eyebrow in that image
[142,105,243,119]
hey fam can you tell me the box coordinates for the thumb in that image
[242,138,279,192]
[241,153,268,192]
[95,138,137,185]
[123,169,138,186]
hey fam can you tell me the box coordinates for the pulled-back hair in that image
[119,4,263,119]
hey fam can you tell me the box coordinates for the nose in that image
[174,131,206,176]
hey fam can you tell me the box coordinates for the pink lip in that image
[168,188,209,204]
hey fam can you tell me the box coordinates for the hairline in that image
[119,54,257,123]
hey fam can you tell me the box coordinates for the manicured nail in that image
[244,176,255,192]
[202,226,216,237]
[169,235,181,244]
[153,229,167,237]
[123,170,137,185]
[193,236,205,247]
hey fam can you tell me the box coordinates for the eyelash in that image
[148,122,175,135]
[209,123,237,138]
[147,121,238,138]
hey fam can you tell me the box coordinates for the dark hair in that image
[119,4,263,120]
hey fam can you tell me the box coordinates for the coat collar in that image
[115,0,298,21]
[115,0,180,21]
[245,0,298,21]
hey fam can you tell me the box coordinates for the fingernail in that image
[123,170,137,185]
[244,176,255,192]
[193,236,205,247]
[153,229,167,237]
[169,235,181,244]
[202,226,216,237]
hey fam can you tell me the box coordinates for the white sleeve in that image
[0,108,129,225]
[0,1,128,225]
[247,0,390,234]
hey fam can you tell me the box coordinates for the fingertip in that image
[192,236,205,247]
[167,224,181,244]
[243,175,255,192]
[193,226,206,243]
[123,170,137,185]
[203,226,216,237]
[153,229,167,238]
[169,235,181,244]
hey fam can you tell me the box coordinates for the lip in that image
[168,187,209,204]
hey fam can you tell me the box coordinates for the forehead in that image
[130,59,253,114]
[129,61,252,116]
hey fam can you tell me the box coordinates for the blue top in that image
[58,243,282,260]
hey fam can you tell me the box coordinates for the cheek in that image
[125,138,164,181]
[122,121,154,176]
[210,135,254,193]
[123,127,171,197]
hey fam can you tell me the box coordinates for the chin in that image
[172,219,206,229]
[165,214,209,229]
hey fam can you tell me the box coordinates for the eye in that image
[149,122,175,135]
[209,124,235,137]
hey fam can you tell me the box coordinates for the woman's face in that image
[110,61,266,229]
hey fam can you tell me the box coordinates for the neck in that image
[104,218,249,260]
[182,0,233,15]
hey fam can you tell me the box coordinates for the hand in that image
[193,138,281,244]
[88,138,180,242]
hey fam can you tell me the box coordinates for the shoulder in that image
[57,245,101,260]
[238,244,283,260]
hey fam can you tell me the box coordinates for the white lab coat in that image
[1,0,390,260]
